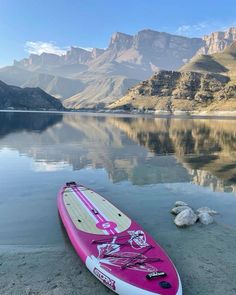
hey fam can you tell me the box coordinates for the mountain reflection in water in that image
[0,111,235,193]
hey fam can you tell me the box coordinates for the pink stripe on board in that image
[73,186,117,235]
[74,187,117,235]
[72,187,109,234]
[74,187,116,235]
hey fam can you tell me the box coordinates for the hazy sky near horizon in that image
[0,0,236,66]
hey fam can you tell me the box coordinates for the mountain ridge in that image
[109,42,236,114]
[1,27,236,109]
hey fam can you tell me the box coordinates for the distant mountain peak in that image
[69,46,91,53]
[109,32,133,50]
[137,29,164,35]
[111,31,133,39]
[65,46,92,64]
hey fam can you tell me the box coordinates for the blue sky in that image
[0,0,236,66]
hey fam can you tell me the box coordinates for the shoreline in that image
[1,222,236,295]
[1,108,236,120]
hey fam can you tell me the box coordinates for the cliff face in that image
[103,29,203,70]
[14,47,92,69]
[4,29,204,109]
[14,30,204,73]
[2,27,236,109]
[108,32,134,51]
[13,28,236,74]
[0,80,64,110]
[197,27,236,55]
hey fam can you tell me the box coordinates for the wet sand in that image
[1,222,236,295]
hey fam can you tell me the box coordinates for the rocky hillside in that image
[1,27,236,109]
[110,41,236,113]
[181,41,236,83]
[0,80,64,111]
[109,70,236,113]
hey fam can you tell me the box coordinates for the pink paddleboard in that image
[58,182,182,295]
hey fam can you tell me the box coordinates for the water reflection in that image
[0,111,235,192]
[110,117,236,192]
[0,111,63,138]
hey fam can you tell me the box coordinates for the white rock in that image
[171,206,191,215]
[174,208,198,227]
[196,207,218,216]
[174,201,188,207]
[198,212,214,225]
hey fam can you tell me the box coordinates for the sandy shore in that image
[1,222,236,295]
[0,244,113,295]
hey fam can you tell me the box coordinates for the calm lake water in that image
[0,111,236,246]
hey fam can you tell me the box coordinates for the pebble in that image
[196,207,218,216]
[171,205,191,215]
[174,201,188,207]
[174,208,198,227]
[198,212,214,225]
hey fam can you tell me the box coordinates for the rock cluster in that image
[171,201,218,227]
[109,69,235,112]
[131,70,229,101]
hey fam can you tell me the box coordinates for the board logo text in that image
[93,267,116,290]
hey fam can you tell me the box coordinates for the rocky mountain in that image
[0,29,204,109]
[86,30,203,72]
[197,27,236,55]
[110,41,236,113]
[0,66,84,100]
[14,30,203,74]
[0,80,64,110]
[1,27,236,109]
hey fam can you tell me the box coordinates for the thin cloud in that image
[25,41,67,55]
[176,22,208,36]
[176,21,236,37]
[25,41,94,55]
[220,21,236,31]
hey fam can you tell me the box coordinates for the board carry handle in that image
[66,181,77,187]
[146,271,167,280]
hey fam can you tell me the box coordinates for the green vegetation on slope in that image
[181,41,236,83]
